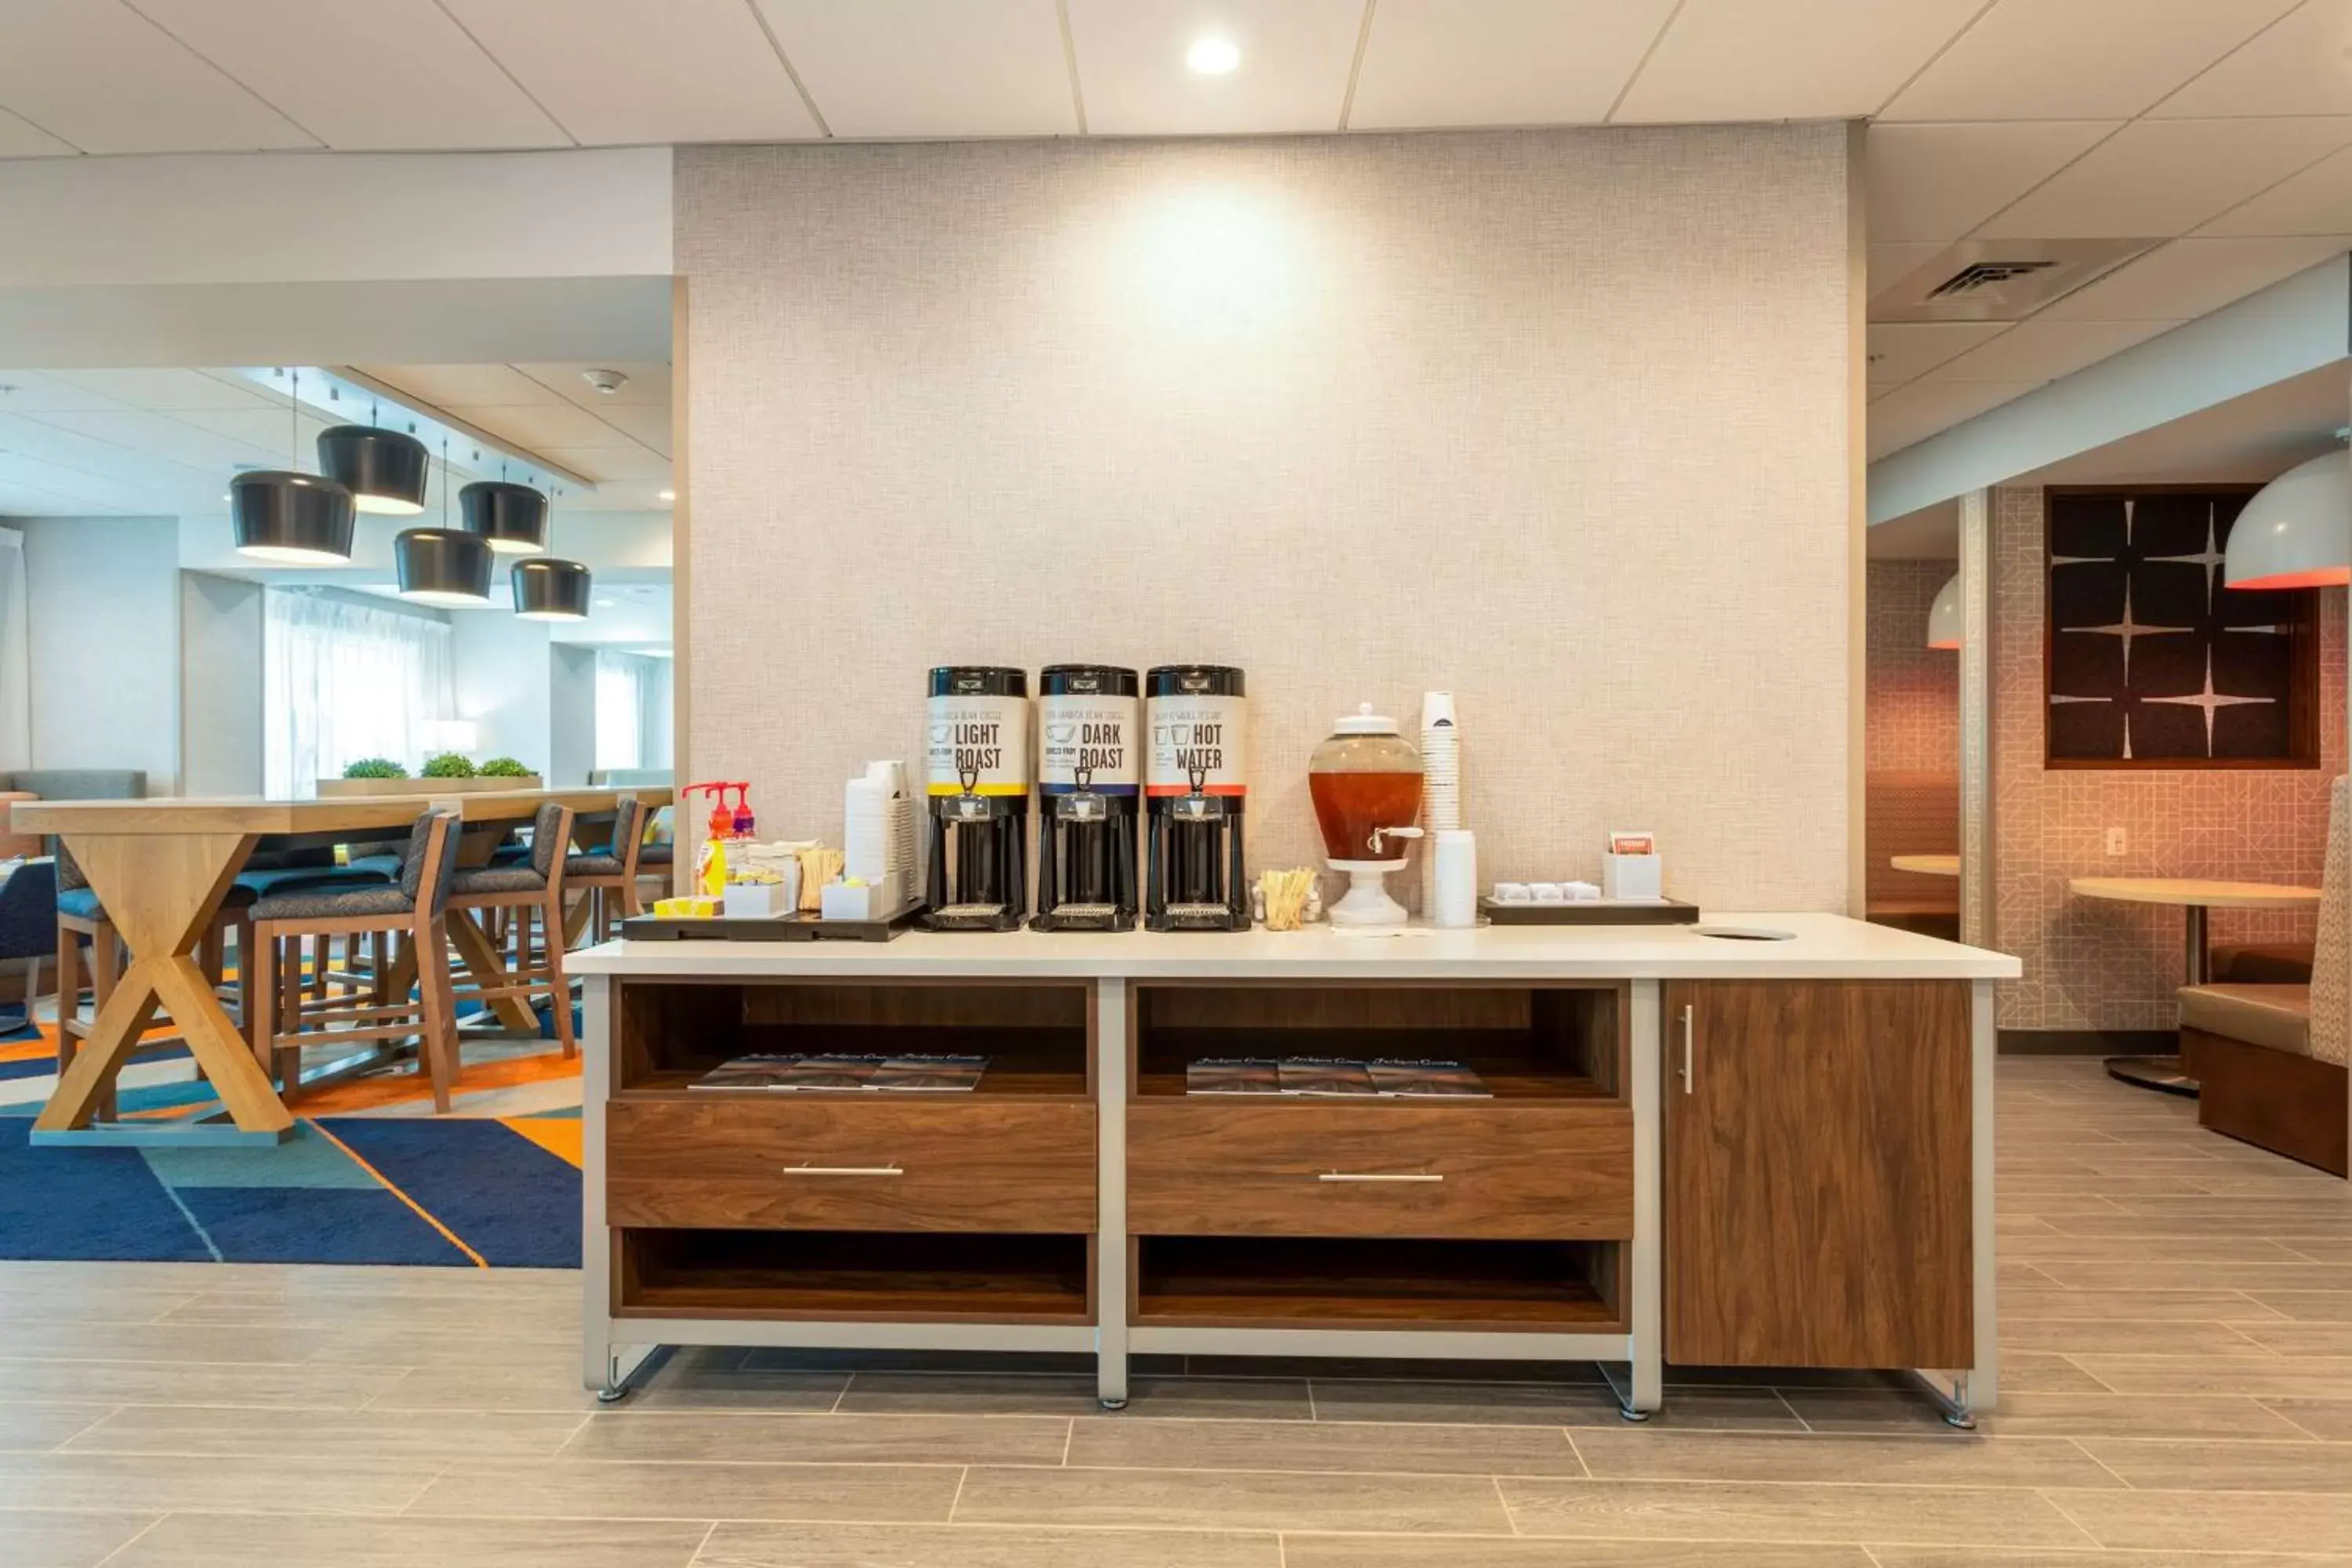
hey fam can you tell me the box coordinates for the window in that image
[596,650,671,771]
[263,589,455,797]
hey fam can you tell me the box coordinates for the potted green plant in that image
[342,758,408,780]
[477,754,544,789]
[421,753,478,779]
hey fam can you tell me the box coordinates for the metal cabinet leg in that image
[1624,978,1664,1421]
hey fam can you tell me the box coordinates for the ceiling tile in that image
[1867,322,2016,389]
[129,0,568,151]
[440,402,625,450]
[353,365,568,410]
[2038,234,2352,320]
[172,408,334,458]
[1064,0,1363,136]
[0,103,74,157]
[1871,241,1950,297]
[0,372,134,414]
[1936,318,2176,382]
[1612,0,1987,124]
[2201,141,2352,236]
[1347,0,1675,129]
[28,409,283,471]
[753,0,1076,138]
[1868,122,2118,245]
[1882,0,2300,122]
[0,0,316,153]
[437,0,821,144]
[2155,0,2352,118]
[514,363,673,411]
[585,403,672,459]
[1868,377,2045,459]
[532,445,671,483]
[53,368,277,412]
[1976,117,2352,238]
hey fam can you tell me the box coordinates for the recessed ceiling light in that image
[1187,35,1239,74]
[657,488,675,502]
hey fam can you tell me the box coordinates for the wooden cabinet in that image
[1662,980,1972,1369]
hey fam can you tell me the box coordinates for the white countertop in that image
[569,913,2019,982]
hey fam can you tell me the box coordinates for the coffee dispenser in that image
[1145,664,1250,931]
[920,666,1029,931]
[1033,664,1140,931]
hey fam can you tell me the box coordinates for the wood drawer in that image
[606,1098,1097,1233]
[1127,1101,1632,1240]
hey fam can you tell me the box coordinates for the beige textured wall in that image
[677,127,1853,909]
[1991,485,2346,1029]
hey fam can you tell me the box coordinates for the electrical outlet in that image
[2105,827,2128,857]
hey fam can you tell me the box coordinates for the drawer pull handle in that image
[1318,1171,1443,1183]
[782,1163,903,1178]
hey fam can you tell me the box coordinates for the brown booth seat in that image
[2176,778,2347,1176]
[2211,942,2318,985]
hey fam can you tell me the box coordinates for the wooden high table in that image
[2068,876,2321,1096]
[11,786,671,1147]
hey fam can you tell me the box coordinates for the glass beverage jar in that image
[1308,704,1425,869]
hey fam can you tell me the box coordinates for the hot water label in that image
[926,694,1030,797]
[1146,695,1248,797]
[1038,695,1139,795]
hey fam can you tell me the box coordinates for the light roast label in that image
[1039,694,1139,794]
[927,693,1029,797]
[1147,693,1247,797]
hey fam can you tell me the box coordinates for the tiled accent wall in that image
[676,129,1854,908]
[1991,485,2347,1029]
[1865,560,1959,910]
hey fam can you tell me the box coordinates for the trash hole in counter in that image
[1689,926,1796,942]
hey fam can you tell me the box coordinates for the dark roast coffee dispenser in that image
[1033,664,1140,931]
[1145,664,1250,931]
[920,666,1029,931]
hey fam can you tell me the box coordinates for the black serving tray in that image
[1479,897,1700,926]
[619,902,924,943]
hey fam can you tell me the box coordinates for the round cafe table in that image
[2068,877,2322,1096]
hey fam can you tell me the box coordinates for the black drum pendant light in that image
[394,438,492,606]
[513,557,592,621]
[234,368,355,564]
[318,415,429,516]
[460,479,548,554]
[511,484,592,621]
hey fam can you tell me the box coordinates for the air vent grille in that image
[1927,260,2060,299]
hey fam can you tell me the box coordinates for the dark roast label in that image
[927,693,1029,797]
[1039,694,1138,795]
[1146,694,1247,797]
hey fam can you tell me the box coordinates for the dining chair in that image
[445,800,579,1059]
[564,793,648,944]
[247,809,466,1112]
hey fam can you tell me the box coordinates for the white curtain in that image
[0,529,26,771]
[594,651,667,771]
[263,589,455,797]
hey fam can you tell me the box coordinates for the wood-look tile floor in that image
[10,1058,2352,1566]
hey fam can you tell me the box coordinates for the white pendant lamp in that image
[2223,448,2352,591]
[1926,572,1962,649]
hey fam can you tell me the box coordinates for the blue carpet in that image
[175,1185,472,1266]
[0,1042,191,1083]
[321,1116,581,1268]
[0,1128,215,1261]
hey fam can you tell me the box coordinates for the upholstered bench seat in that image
[2179,984,2312,1058]
[54,886,103,922]
[2212,942,2318,985]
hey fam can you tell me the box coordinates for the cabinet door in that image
[1663,980,1972,1369]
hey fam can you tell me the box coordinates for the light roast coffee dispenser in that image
[920,666,1029,931]
[1145,664,1250,932]
[1033,664,1140,932]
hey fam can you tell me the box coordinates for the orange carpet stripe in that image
[306,1116,488,1268]
[502,1115,583,1168]
[292,1049,580,1116]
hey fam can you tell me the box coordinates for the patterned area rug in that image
[0,1109,581,1266]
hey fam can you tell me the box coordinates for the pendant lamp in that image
[318,416,429,516]
[394,437,492,606]
[1926,572,1962,649]
[2223,448,2352,590]
[513,557,592,620]
[461,479,548,554]
[234,368,355,564]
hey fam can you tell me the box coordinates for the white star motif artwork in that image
[2071,576,2192,684]
[2146,647,2272,753]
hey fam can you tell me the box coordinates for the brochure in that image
[1186,1058,1283,1094]
[688,1053,987,1092]
[1367,1058,1492,1098]
[686,1054,804,1091]
[867,1054,989,1092]
[1279,1058,1379,1096]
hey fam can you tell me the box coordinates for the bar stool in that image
[445,801,579,1059]
[564,794,648,944]
[247,810,465,1112]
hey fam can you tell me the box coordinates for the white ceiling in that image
[2,2,2350,463]
[0,363,670,518]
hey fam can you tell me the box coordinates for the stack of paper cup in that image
[1432,829,1478,928]
[1420,691,1461,916]
[844,760,913,909]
